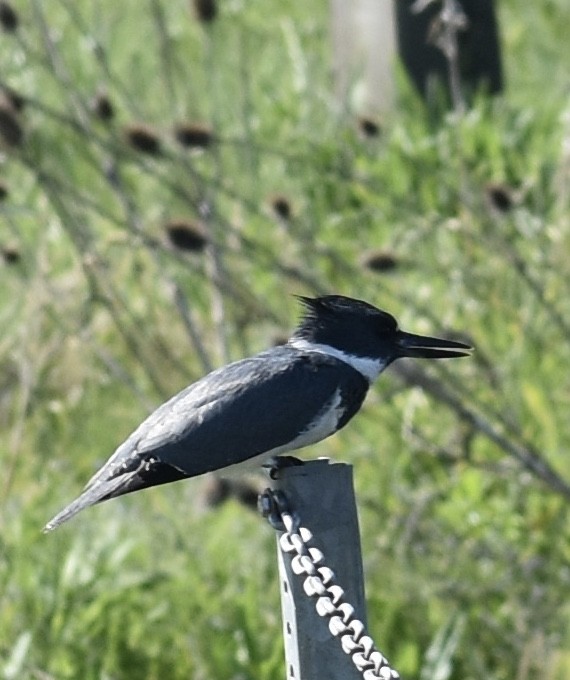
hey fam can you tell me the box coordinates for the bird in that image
[44,295,471,531]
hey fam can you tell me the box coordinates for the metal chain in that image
[261,489,400,680]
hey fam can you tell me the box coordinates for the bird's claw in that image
[263,455,304,480]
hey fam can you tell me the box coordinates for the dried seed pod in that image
[485,182,514,213]
[164,219,208,252]
[0,100,23,147]
[361,249,401,273]
[200,477,259,511]
[201,477,230,507]
[357,116,381,138]
[1,86,25,112]
[91,92,114,122]
[192,0,217,23]
[231,481,261,511]
[0,2,18,32]
[1,244,20,264]
[124,123,161,156]
[173,121,214,148]
[269,194,292,220]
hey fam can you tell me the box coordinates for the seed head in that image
[192,0,217,23]
[0,99,23,147]
[0,2,18,32]
[173,121,214,149]
[361,249,401,273]
[269,194,292,220]
[200,477,259,511]
[91,92,114,122]
[164,219,208,252]
[485,182,514,213]
[124,123,161,156]
[1,244,20,264]
[1,86,25,112]
[358,116,381,138]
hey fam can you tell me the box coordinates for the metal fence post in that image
[273,458,367,680]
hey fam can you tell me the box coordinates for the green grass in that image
[1,0,570,678]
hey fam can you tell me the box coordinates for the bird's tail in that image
[42,476,127,533]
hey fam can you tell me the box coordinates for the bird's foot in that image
[263,455,304,480]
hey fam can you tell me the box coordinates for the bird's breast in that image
[262,386,347,459]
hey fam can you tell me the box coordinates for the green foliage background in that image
[1,1,570,678]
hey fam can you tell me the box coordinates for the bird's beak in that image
[396,331,472,359]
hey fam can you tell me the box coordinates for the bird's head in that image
[291,295,471,370]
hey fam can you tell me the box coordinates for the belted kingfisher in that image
[44,295,471,531]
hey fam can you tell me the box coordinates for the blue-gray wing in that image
[98,347,368,479]
[43,348,368,531]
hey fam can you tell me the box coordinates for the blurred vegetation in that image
[1,0,570,678]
